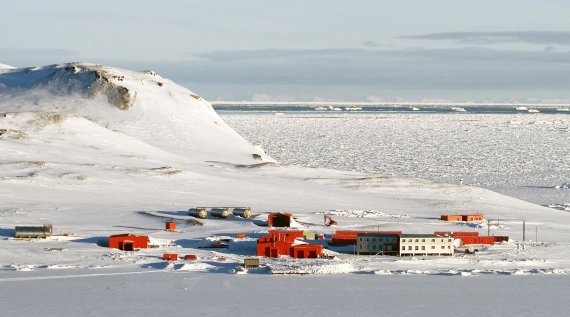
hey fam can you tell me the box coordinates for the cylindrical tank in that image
[188,207,208,219]
[210,208,230,218]
[453,238,463,249]
[233,207,253,219]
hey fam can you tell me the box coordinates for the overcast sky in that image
[2,1,570,103]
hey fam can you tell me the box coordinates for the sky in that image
[2,1,570,103]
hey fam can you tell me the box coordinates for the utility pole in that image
[522,221,526,242]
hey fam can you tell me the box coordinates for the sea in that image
[218,103,570,211]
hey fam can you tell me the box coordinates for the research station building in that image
[357,233,454,256]
[399,234,454,256]
[357,233,399,255]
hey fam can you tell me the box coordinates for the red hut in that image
[440,215,463,221]
[165,222,176,231]
[108,234,149,251]
[458,236,495,245]
[290,244,323,258]
[462,214,485,222]
[268,230,304,242]
[268,212,293,227]
[162,253,178,261]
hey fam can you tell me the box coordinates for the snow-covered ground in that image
[2,63,570,316]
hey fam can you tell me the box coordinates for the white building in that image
[399,234,454,256]
[356,233,455,256]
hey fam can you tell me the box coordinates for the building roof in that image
[269,212,292,217]
[400,234,441,238]
[357,233,400,237]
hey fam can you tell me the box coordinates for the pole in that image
[522,221,526,242]
[535,226,538,242]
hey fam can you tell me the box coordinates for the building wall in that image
[108,234,149,250]
[357,234,399,255]
[399,236,454,256]
[441,215,463,221]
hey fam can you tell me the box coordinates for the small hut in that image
[268,212,292,227]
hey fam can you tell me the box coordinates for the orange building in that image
[440,214,485,222]
[108,234,149,251]
[256,231,323,258]
[462,214,484,222]
[440,215,463,221]
[162,253,178,261]
[268,212,293,227]
[165,222,176,231]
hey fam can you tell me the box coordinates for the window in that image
[448,239,452,242]
[402,246,405,250]
[448,246,451,249]
[421,246,425,250]
[441,246,445,249]
[408,246,412,250]
[431,239,435,242]
[415,246,419,250]
[421,239,425,242]
[415,239,419,242]
[379,238,383,242]
[372,238,376,242]
[431,246,435,249]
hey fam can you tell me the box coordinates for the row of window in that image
[362,237,397,242]
[360,238,453,243]
[401,245,451,250]
[359,245,393,250]
[401,238,452,243]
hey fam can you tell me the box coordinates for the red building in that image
[108,234,149,251]
[290,244,323,258]
[440,215,463,222]
[257,236,294,257]
[162,253,178,261]
[462,214,484,222]
[493,236,509,243]
[452,232,480,238]
[165,222,176,231]
[268,230,304,242]
[457,236,495,245]
[268,212,293,227]
[256,231,323,258]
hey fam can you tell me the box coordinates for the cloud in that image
[404,31,570,46]
[361,40,378,48]
[96,46,570,101]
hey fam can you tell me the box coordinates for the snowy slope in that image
[0,63,15,70]
[0,63,270,164]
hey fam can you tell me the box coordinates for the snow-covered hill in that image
[0,63,270,165]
